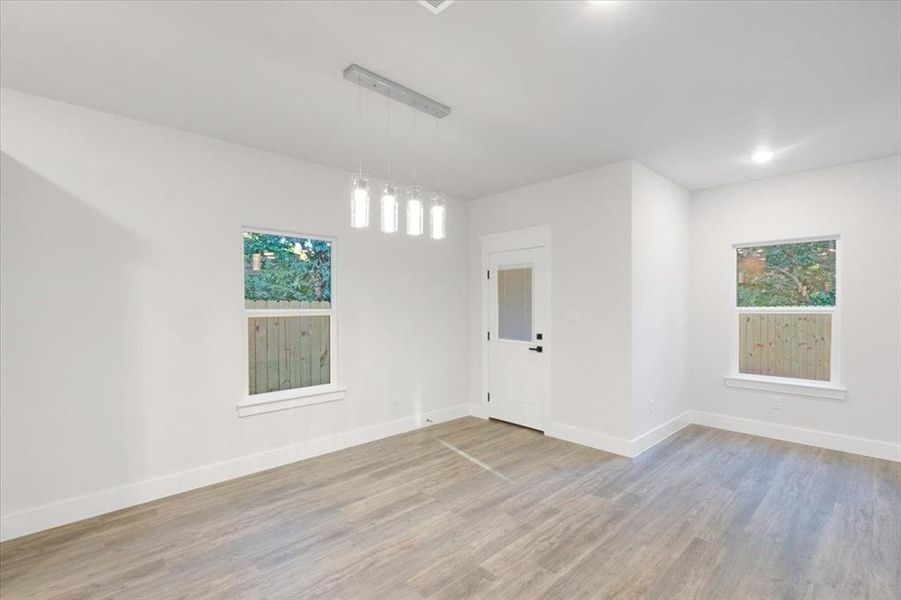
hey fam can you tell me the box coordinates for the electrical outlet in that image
[649,398,655,414]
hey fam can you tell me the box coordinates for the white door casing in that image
[480,226,551,431]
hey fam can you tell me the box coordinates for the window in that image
[241,229,343,416]
[497,267,533,341]
[729,237,845,398]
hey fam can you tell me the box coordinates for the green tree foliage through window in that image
[244,231,331,302]
[737,240,836,307]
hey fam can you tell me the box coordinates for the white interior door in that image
[488,247,548,431]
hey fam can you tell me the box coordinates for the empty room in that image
[1,1,899,598]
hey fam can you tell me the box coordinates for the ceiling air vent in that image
[418,0,455,14]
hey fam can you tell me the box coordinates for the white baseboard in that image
[545,411,899,462]
[545,412,691,458]
[470,405,899,464]
[420,404,471,425]
[544,422,632,457]
[9,403,894,542]
[690,410,901,462]
[630,412,692,457]
[468,403,488,419]
[0,404,471,542]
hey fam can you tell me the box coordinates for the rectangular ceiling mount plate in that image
[343,64,451,119]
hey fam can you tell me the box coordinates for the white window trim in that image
[239,227,344,417]
[724,375,846,400]
[727,235,846,400]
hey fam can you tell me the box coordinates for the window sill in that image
[238,386,346,417]
[724,375,846,400]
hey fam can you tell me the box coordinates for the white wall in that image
[0,88,470,539]
[3,87,897,542]
[468,163,634,441]
[689,156,901,449]
[630,164,690,439]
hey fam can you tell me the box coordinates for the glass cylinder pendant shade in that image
[405,187,424,236]
[380,184,399,233]
[351,176,370,229]
[429,192,446,240]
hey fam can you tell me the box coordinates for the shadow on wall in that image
[0,152,142,514]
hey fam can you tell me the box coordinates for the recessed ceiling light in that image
[751,147,774,164]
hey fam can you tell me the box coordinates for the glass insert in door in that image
[497,267,533,341]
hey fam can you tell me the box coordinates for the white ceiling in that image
[1,1,898,199]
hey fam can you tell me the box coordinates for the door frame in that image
[479,225,552,430]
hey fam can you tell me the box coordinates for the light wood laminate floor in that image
[1,418,899,599]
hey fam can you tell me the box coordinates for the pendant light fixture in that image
[381,184,399,233]
[406,186,424,236]
[406,109,424,236]
[350,75,370,229]
[429,192,446,240]
[351,176,369,228]
[429,118,447,240]
[343,64,451,239]
[380,91,399,233]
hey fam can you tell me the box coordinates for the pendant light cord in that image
[435,117,441,192]
[412,109,418,186]
[357,75,363,178]
[386,94,392,181]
